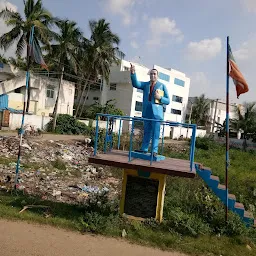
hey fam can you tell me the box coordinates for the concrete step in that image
[218,184,226,190]
[243,211,254,226]
[234,202,245,216]
[228,194,236,200]
[210,175,220,181]
[235,202,244,209]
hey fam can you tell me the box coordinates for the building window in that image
[158,72,170,82]
[84,96,89,100]
[174,78,185,87]
[110,83,117,90]
[172,95,183,103]
[137,88,143,93]
[93,97,99,101]
[171,109,181,115]
[46,86,54,98]
[135,101,143,112]
[124,66,130,71]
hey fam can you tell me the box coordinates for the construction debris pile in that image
[0,135,121,204]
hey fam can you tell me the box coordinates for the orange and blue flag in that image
[228,44,249,98]
[29,39,48,70]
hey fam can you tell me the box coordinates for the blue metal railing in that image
[93,113,197,171]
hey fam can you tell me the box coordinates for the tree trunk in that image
[78,84,91,118]
[74,74,90,118]
[52,66,64,131]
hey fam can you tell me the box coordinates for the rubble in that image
[0,135,121,204]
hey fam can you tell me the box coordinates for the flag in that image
[228,44,249,98]
[29,39,48,70]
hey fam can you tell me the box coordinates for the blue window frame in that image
[174,78,185,87]
[172,95,183,103]
[158,72,170,82]
[135,101,143,112]
[171,109,181,115]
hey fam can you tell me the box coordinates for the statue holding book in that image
[130,64,170,157]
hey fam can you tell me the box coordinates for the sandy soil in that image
[0,219,187,256]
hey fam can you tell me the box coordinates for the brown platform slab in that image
[89,150,196,178]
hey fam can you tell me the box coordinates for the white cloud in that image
[233,38,256,61]
[0,1,17,12]
[189,72,211,97]
[130,31,139,38]
[146,17,183,47]
[130,40,139,49]
[186,38,222,61]
[142,13,148,21]
[104,0,144,25]
[241,0,256,13]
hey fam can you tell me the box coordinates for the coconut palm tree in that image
[47,19,83,131]
[191,94,211,127]
[231,102,256,151]
[0,54,8,64]
[75,18,125,118]
[0,0,54,57]
[0,0,54,112]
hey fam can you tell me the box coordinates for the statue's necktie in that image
[148,83,155,101]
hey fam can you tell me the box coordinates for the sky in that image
[0,0,256,104]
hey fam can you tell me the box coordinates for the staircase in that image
[195,164,256,228]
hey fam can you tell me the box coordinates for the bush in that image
[47,114,91,135]
[194,137,218,150]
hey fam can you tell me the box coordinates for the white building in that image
[73,59,191,137]
[187,97,238,133]
[0,64,75,117]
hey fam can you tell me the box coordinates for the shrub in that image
[194,137,218,150]
[47,114,91,135]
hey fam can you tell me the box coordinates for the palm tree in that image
[48,19,83,131]
[75,18,125,118]
[191,94,211,127]
[0,54,8,64]
[0,0,54,57]
[231,102,256,151]
[0,0,54,111]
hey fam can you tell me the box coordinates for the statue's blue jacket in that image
[131,73,170,120]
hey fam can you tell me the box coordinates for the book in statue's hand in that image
[155,89,164,104]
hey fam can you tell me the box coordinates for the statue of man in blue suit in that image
[130,63,170,157]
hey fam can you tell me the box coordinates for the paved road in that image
[0,220,187,256]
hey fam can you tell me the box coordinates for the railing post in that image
[190,124,196,171]
[104,116,109,153]
[129,119,134,162]
[161,122,165,156]
[150,120,155,165]
[94,115,99,156]
[118,118,122,150]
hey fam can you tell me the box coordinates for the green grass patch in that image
[1,138,256,255]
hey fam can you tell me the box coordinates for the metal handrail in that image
[93,113,197,171]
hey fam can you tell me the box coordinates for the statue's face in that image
[150,69,158,83]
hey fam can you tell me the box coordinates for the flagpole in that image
[15,25,35,189]
[225,36,230,222]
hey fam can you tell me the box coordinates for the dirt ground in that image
[0,219,187,256]
[0,131,86,141]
